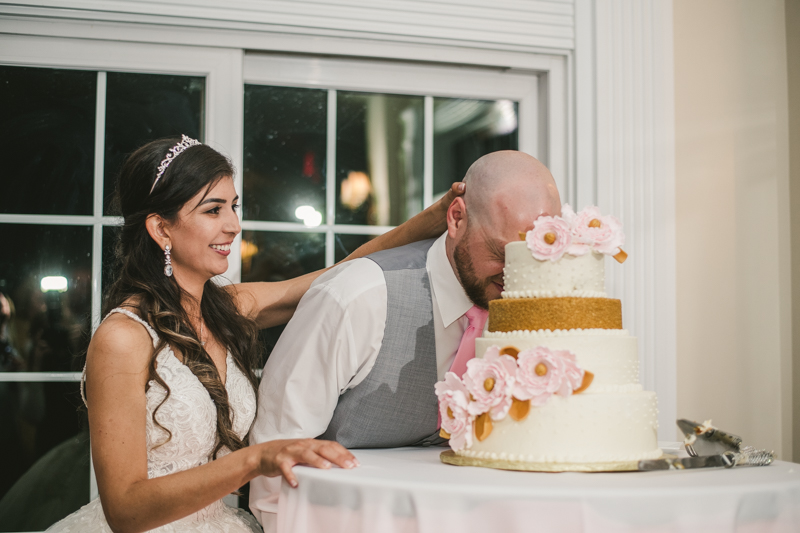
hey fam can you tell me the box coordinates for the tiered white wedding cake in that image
[437,205,661,471]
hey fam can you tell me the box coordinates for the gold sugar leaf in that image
[499,346,520,359]
[475,412,493,441]
[509,397,531,421]
[613,249,628,263]
[440,428,451,439]
[573,370,594,395]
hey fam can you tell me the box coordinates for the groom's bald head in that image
[445,151,561,308]
[462,150,561,232]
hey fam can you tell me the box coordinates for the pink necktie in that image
[449,305,489,378]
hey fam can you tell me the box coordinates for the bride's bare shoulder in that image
[89,306,153,372]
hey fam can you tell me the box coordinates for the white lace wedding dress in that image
[48,308,262,532]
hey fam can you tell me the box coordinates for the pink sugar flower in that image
[572,206,625,256]
[463,347,517,420]
[435,373,473,451]
[557,349,585,395]
[514,347,585,406]
[526,215,572,262]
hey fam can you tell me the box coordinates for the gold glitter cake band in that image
[488,297,623,332]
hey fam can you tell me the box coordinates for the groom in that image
[249,151,561,529]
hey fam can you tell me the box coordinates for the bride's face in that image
[166,176,241,284]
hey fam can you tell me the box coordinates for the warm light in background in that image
[40,276,68,292]
[240,239,260,276]
[340,171,372,210]
[295,205,322,227]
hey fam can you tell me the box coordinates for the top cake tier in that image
[501,242,606,299]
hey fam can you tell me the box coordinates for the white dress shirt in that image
[249,233,473,530]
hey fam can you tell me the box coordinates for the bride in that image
[48,136,462,532]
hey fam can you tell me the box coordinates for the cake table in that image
[275,446,800,533]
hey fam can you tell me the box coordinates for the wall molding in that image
[590,0,677,440]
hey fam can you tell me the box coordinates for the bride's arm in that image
[231,182,465,328]
[87,316,355,533]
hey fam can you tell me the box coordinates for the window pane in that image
[102,225,122,295]
[243,86,327,223]
[0,382,89,532]
[336,92,424,226]
[333,234,376,263]
[0,65,96,216]
[104,72,205,214]
[0,224,92,374]
[241,231,325,364]
[433,98,519,196]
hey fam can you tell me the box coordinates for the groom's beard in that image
[453,238,493,310]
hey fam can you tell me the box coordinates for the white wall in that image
[787,0,800,463]
[674,0,793,457]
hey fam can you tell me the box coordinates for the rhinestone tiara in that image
[150,134,202,194]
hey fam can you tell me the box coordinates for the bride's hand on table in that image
[257,438,359,488]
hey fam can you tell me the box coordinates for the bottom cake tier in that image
[456,391,661,465]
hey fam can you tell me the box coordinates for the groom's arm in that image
[248,258,387,530]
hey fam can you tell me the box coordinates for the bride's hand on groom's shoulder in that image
[257,438,359,488]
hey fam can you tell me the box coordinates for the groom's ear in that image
[447,197,467,239]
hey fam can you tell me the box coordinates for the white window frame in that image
[0,33,244,506]
[0,33,243,328]
[241,52,564,269]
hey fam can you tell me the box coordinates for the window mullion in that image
[325,89,337,267]
[90,69,106,504]
[92,71,106,332]
[423,95,433,208]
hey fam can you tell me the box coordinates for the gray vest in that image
[319,239,446,448]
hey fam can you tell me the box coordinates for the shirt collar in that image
[427,232,473,328]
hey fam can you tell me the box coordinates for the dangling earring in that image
[164,245,173,277]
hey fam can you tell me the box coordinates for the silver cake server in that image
[677,419,742,456]
[638,448,774,471]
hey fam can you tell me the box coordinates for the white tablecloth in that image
[276,447,800,533]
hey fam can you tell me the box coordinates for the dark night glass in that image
[433,98,519,197]
[0,224,93,374]
[104,72,205,214]
[336,92,424,226]
[333,234,376,263]
[240,230,325,364]
[0,383,89,532]
[102,225,122,295]
[0,66,96,215]
[243,86,327,222]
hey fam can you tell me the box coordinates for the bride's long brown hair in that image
[103,137,260,459]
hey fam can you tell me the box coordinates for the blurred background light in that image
[40,275,68,292]
[295,205,322,227]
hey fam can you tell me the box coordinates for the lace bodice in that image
[100,308,257,478]
[55,308,261,532]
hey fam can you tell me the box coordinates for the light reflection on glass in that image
[336,92,424,226]
[433,97,519,198]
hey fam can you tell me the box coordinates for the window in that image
[241,54,538,359]
[0,61,207,532]
[0,37,544,531]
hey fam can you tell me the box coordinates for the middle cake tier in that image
[475,329,640,390]
[488,297,622,332]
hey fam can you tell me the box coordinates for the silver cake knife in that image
[638,448,774,471]
[639,454,729,471]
